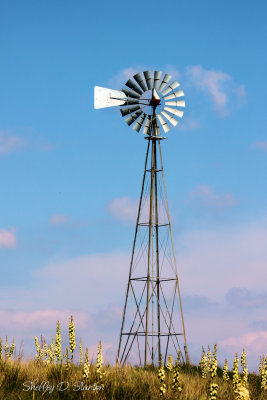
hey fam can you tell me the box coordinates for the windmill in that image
[94,70,189,366]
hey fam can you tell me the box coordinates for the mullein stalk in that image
[69,315,76,362]
[96,340,105,384]
[83,347,90,385]
[223,359,229,381]
[171,354,182,396]
[64,347,70,372]
[199,346,208,379]
[0,338,2,362]
[208,344,218,400]
[167,355,173,372]
[4,337,9,360]
[241,349,248,387]
[260,355,267,391]
[79,338,83,366]
[158,354,166,398]
[9,339,15,359]
[55,320,62,363]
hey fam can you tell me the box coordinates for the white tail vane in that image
[94,86,127,109]
[94,70,185,135]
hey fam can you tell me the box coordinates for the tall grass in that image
[0,316,266,399]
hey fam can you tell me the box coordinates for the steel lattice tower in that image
[94,69,189,366]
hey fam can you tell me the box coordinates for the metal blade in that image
[158,74,172,92]
[133,73,147,92]
[125,79,143,95]
[161,110,178,127]
[94,86,127,109]
[125,110,143,126]
[133,113,146,132]
[153,71,162,90]
[122,99,140,106]
[165,100,185,107]
[144,70,152,90]
[120,105,141,117]
[163,90,184,101]
[143,115,152,135]
[161,80,180,96]
[164,106,184,118]
[122,88,140,99]
[157,115,171,133]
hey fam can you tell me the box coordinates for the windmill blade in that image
[163,90,184,101]
[125,79,143,95]
[125,110,143,126]
[165,100,185,107]
[120,105,141,117]
[133,113,146,132]
[123,99,140,106]
[122,88,140,99]
[157,114,171,133]
[133,73,147,92]
[94,86,127,109]
[158,74,172,92]
[153,71,162,90]
[164,106,184,118]
[161,80,180,97]
[144,70,152,90]
[143,115,152,135]
[161,110,179,127]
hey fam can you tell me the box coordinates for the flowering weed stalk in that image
[208,344,218,400]
[0,338,2,362]
[96,340,105,384]
[55,320,62,363]
[167,355,173,372]
[223,359,229,381]
[158,354,166,398]
[241,349,248,387]
[260,355,267,391]
[199,346,208,379]
[79,338,83,366]
[171,355,182,397]
[83,347,90,385]
[69,315,76,362]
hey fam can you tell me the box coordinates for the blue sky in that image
[0,0,267,369]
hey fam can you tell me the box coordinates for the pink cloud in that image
[253,141,267,152]
[0,131,23,155]
[107,197,138,222]
[189,184,238,210]
[0,308,91,332]
[49,214,72,226]
[220,331,267,355]
[0,228,16,248]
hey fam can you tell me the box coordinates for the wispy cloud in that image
[177,117,200,131]
[49,214,72,226]
[189,184,238,210]
[252,141,267,152]
[107,197,138,222]
[0,228,16,248]
[0,131,24,155]
[220,331,267,355]
[226,287,267,309]
[186,65,245,115]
